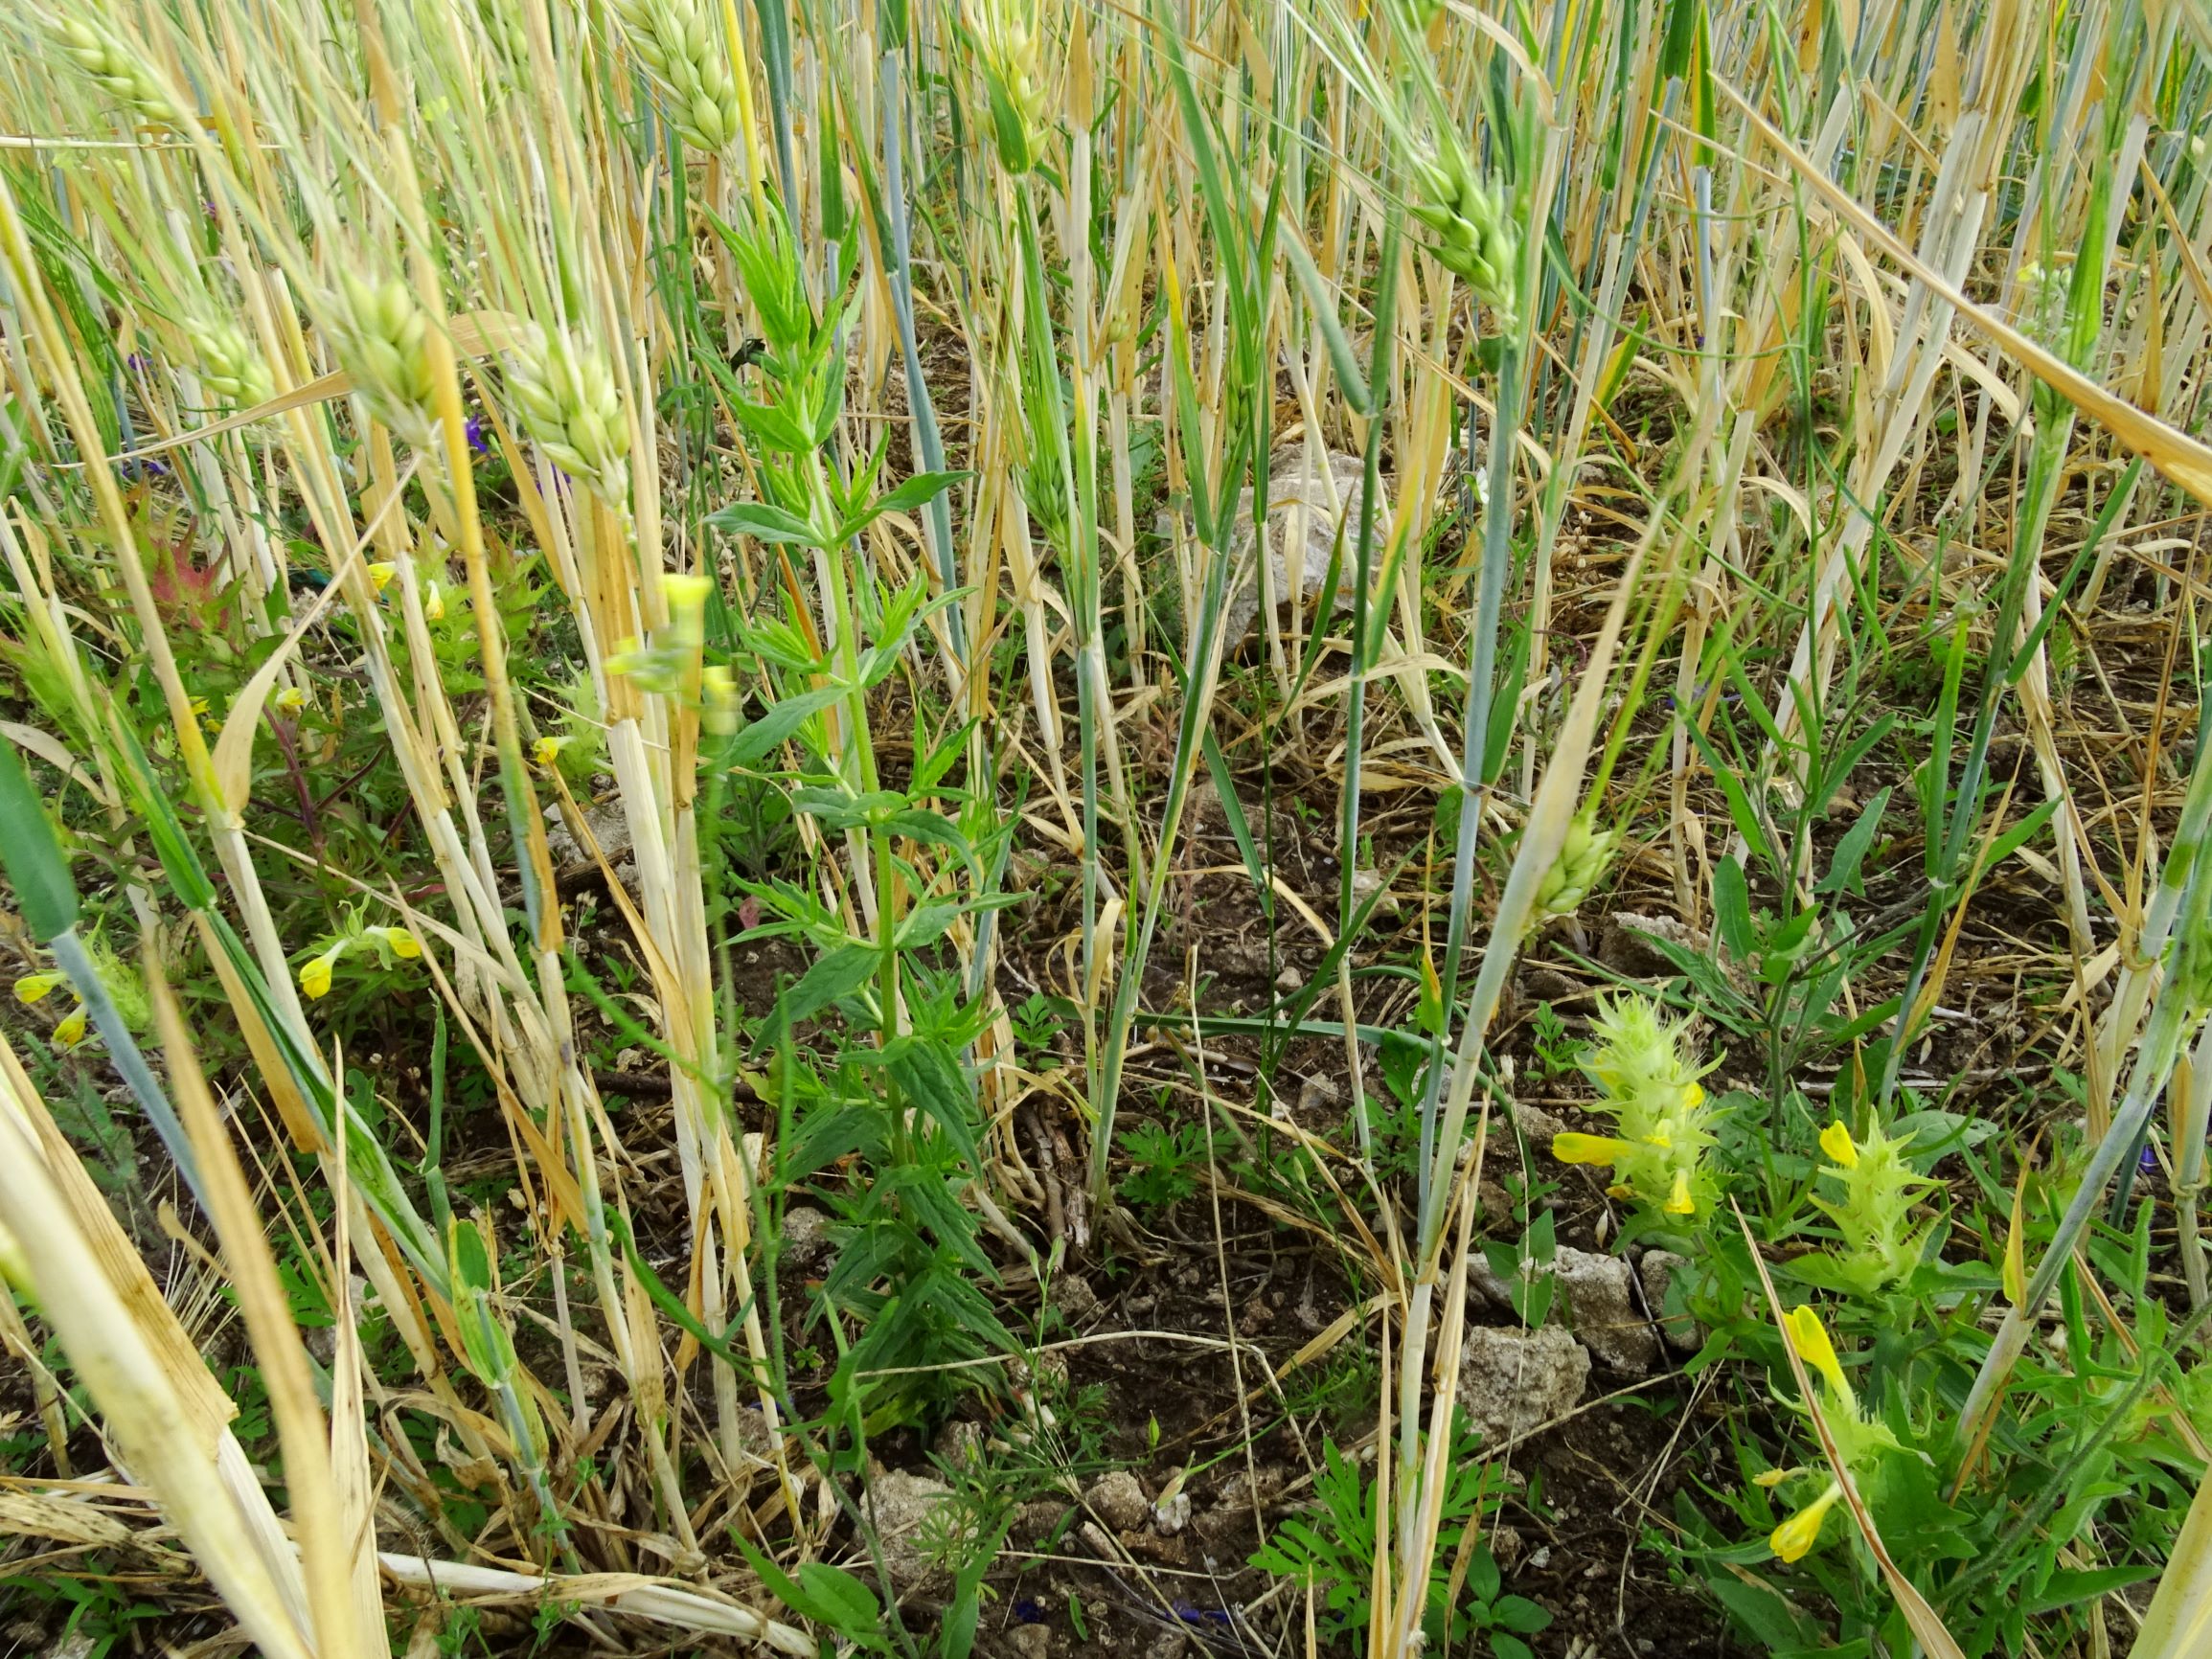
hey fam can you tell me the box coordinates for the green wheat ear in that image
[331,269,438,439]
[507,323,630,501]
[608,0,746,153]
[52,13,180,125]
[1410,138,1520,326]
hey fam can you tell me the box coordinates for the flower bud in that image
[1769,1483,1842,1563]
[53,1003,88,1048]
[13,970,62,1006]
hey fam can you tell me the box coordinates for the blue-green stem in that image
[48,927,208,1214]
[1337,205,1404,1160]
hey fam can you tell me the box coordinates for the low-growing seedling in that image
[1117,1120,1206,1212]
[1250,1413,1540,1651]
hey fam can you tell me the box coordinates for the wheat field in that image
[3,2,2212,1656]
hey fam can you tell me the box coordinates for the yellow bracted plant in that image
[1551,992,1721,1223]
[1766,1306,1906,1562]
[294,909,423,1002]
[1813,1118,1938,1293]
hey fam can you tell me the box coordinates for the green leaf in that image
[1494,1594,1552,1633]
[731,1530,888,1648]
[707,499,824,546]
[938,1588,980,1659]
[793,1562,884,1631]
[782,943,879,1023]
[834,468,969,543]
[0,734,80,941]
[1689,724,1774,868]
[883,808,978,875]
[895,901,964,950]
[1816,787,1891,897]
[730,685,844,766]
[1201,729,1271,918]
[793,785,905,830]
[883,1035,984,1171]
[1979,797,2061,875]
[1279,233,1371,416]
[1707,1573,1817,1650]
[1712,855,1756,964]
[450,1221,494,1294]
[726,396,817,456]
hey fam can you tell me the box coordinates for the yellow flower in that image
[1664,1170,1696,1216]
[702,664,739,736]
[1785,1305,1851,1403]
[13,971,63,1006]
[1681,1082,1704,1109]
[53,1004,88,1048]
[383,927,422,960]
[274,685,308,712]
[367,561,397,593]
[1751,1467,1798,1489]
[1820,1120,1859,1169]
[662,572,712,612]
[533,735,569,768]
[1769,1482,1843,1562]
[1552,1132,1630,1167]
[423,580,445,621]
[299,947,340,999]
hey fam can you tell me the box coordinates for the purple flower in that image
[2141,1143,2159,1173]
[466,413,490,456]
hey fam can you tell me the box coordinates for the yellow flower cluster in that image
[14,969,87,1050]
[297,922,422,1001]
[1766,1306,1904,1562]
[1813,1117,1935,1293]
[1550,994,1717,1223]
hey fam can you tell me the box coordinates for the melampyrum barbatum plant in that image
[1551,993,1722,1228]
[1811,1118,1938,1296]
[1763,1307,1910,1564]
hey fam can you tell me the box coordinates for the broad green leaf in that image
[883,1035,983,1171]
[782,943,879,1023]
[707,499,823,546]
[730,685,845,766]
